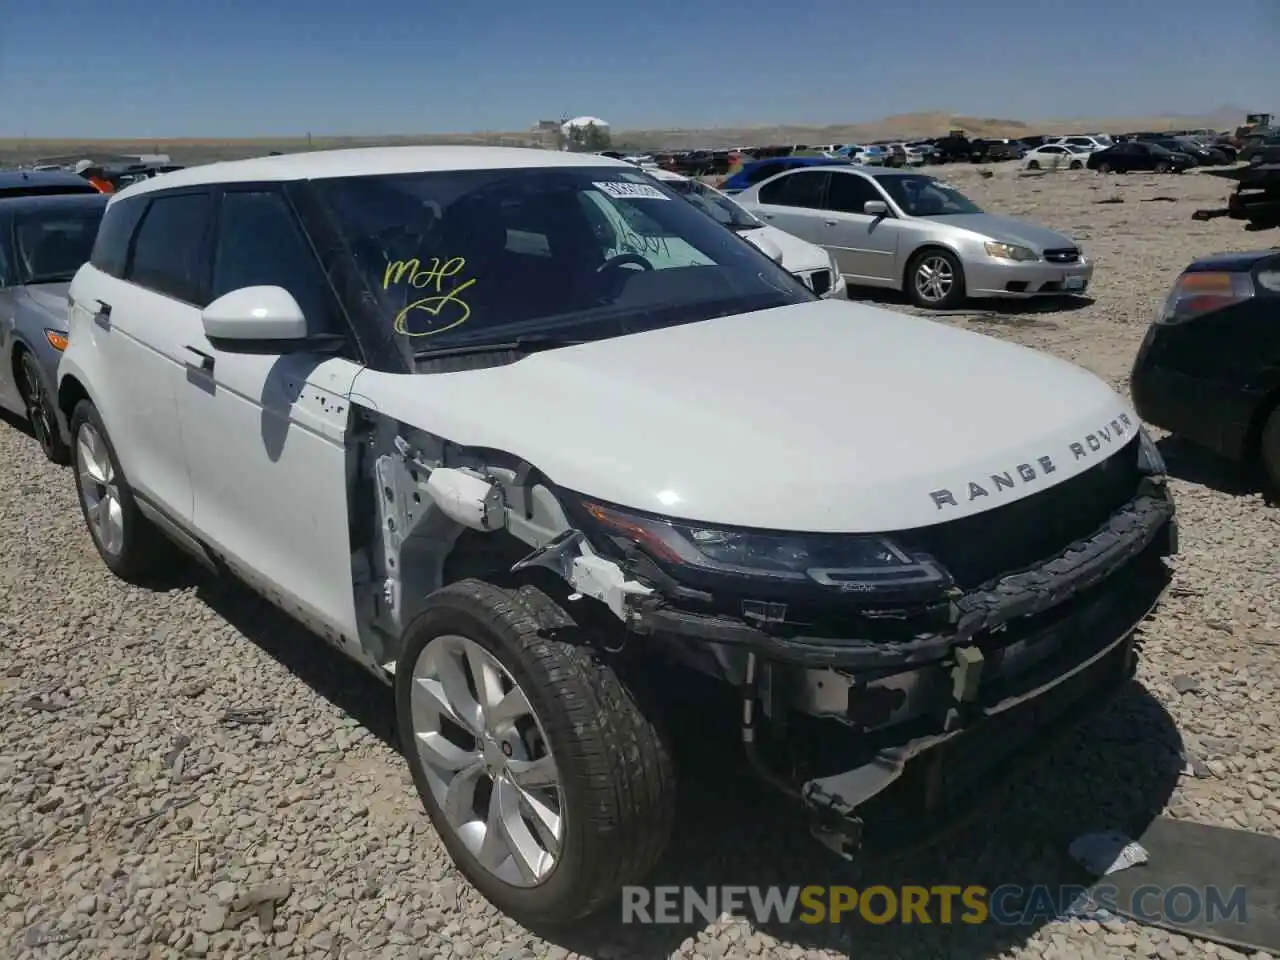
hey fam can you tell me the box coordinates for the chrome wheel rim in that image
[410,634,563,887]
[76,422,124,556]
[20,356,54,453]
[915,256,954,303]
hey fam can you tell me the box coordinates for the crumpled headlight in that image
[1137,427,1166,476]
[985,241,1039,262]
[576,499,952,598]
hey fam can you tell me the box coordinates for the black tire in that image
[69,399,173,582]
[395,579,675,926]
[1069,160,1083,170]
[1261,405,1280,497]
[17,349,69,465]
[1097,162,1112,174]
[905,247,966,310]
[1027,160,1040,170]
[1155,161,1171,174]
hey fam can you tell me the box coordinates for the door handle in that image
[92,300,111,326]
[824,219,839,225]
[184,346,215,372]
[759,213,774,219]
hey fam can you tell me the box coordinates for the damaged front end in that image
[558,434,1177,859]
[354,413,1175,862]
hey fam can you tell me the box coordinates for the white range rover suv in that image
[58,146,1177,925]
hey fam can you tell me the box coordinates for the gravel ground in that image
[2,165,1278,960]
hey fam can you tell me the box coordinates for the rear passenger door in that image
[77,190,212,525]
[175,185,364,643]
[749,170,832,249]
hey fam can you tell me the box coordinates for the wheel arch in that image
[56,371,92,425]
[1243,379,1280,468]
[902,241,964,291]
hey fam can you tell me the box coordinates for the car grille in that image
[807,269,832,295]
[894,437,1143,589]
[1043,248,1080,263]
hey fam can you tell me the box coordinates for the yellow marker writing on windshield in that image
[393,283,476,338]
[383,256,467,291]
[384,256,476,338]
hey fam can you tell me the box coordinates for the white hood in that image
[352,299,1137,533]
[742,225,828,273]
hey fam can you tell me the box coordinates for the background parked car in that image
[1130,249,1280,493]
[1024,143,1091,170]
[734,166,1091,309]
[720,155,850,195]
[1052,135,1112,152]
[969,139,1023,162]
[1087,142,1196,174]
[647,168,846,298]
[1170,137,1230,165]
[0,192,108,462]
[0,169,103,199]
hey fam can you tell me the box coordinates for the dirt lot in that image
[1,165,1277,960]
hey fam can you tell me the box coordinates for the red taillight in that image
[1156,271,1254,325]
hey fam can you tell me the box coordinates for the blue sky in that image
[3,0,1276,138]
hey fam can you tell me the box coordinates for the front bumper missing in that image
[631,481,1176,855]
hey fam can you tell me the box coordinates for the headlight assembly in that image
[575,499,953,600]
[984,241,1039,262]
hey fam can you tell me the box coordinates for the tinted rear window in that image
[0,183,100,198]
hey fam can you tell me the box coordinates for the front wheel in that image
[396,580,675,926]
[1097,162,1112,174]
[1027,160,1040,170]
[18,350,69,464]
[1155,161,1171,173]
[1069,160,1083,170]
[906,248,966,310]
[69,400,173,582]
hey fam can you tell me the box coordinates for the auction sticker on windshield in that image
[594,181,669,200]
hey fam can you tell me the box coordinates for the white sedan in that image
[647,168,846,298]
[1024,143,1092,171]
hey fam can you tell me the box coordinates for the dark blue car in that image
[720,156,852,195]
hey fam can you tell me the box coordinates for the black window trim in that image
[121,186,216,307]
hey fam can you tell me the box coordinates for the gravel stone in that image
[0,164,1275,960]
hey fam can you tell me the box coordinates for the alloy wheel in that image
[19,354,55,455]
[76,422,125,557]
[914,255,955,303]
[409,634,563,887]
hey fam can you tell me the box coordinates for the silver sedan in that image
[0,193,108,463]
[734,165,1093,310]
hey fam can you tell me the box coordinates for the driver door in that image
[819,171,903,285]
[174,185,364,641]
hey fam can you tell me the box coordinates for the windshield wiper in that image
[413,334,585,361]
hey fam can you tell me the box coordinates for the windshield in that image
[660,177,762,230]
[14,206,105,283]
[872,174,983,217]
[311,166,813,361]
